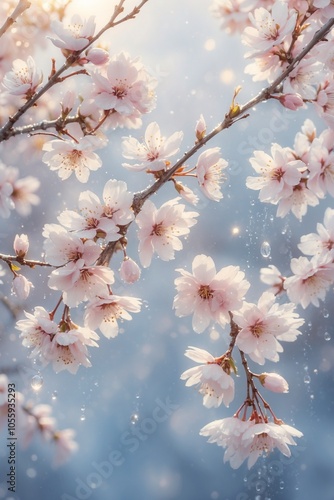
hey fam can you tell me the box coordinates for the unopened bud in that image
[259,372,289,393]
[195,114,206,142]
[119,257,141,284]
[278,93,304,111]
[13,233,29,258]
[86,48,109,65]
[12,274,33,300]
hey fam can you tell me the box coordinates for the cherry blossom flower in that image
[259,372,289,393]
[53,429,78,467]
[42,135,103,183]
[276,181,319,220]
[16,307,99,372]
[246,144,305,204]
[242,1,297,57]
[298,207,334,257]
[173,254,250,333]
[196,147,228,201]
[13,233,29,257]
[234,292,304,364]
[307,135,334,198]
[200,416,303,469]
[284,254,334,308]
[119,257,141,284]
[2,56,43,98]
[48,261,115,308]
[22,404,56,447]
[57,191,118,240]
[43,224,101,266]
[245,46,287,83]
[283,57,324,100]
[136,198,199,268]
[58,180,134,241]
[102,178,134,226]
[84,293,141,338]
[314,79,334,127]
[210,0,258,34]
[12,275,34,300]
[200,417,252,468]
[46,326,99,374]
[8,171,40,216]
[241,420,303,468]
[49,14,96,52]
[16,306,58,360]
[260,264,285,295]
[180,346,235,407]
[173,181,199,205]
[91,52,157,128]
[293,118,317,163]
[122,122,183,172]
[0,164,40,217]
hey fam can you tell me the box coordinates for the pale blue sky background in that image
[0,1,334,499]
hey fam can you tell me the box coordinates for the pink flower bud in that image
[86,48,109,66]
[279,93,304,111]
[13,233,29,258]
[195,114,206,142]
[259,372,289,393]
[119,257,141,284]
[12,275,33,300]
[61,91,75,117]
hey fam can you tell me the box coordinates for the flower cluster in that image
[176,254,304,467]
[247,119,334,219]
[0,374,77,466]
[0,161,40,217]
[121,120,228,204]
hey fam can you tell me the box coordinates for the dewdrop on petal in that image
[259,373,289,393]
[119,257,141,284]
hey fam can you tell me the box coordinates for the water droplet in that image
[324,331,331,341]
[31,374,43,391]
[323,309,329,318]
[26,467,37,478]
[279,480,284,490]
[303,375,311,384]
[261,241,271,258]
[313,369,318,375]
[130,413,139,425]
[135,394,140,399]
[51,391,57,400]
[80,405,86,421]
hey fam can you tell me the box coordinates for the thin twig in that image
[0,0,151,142]
[132,17,334,214]
[0,0,31,39]
[0,253,52,268]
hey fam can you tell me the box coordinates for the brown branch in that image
[0,0,31,39]
[0,0,152,142]
[0,253,52,268]
[131,17,334,215]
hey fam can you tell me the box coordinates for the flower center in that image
[198,284,214,300]
[151,222,165,236]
